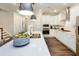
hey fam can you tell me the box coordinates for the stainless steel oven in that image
[42,24,50,35]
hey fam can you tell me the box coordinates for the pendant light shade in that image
[19,3,34,15]
[31,15,36,19]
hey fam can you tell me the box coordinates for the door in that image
[76,16,79,55]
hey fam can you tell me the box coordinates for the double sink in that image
[30,33,41,38]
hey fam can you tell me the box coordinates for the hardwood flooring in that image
[45,37,76,56]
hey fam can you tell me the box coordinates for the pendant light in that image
[19,3,34,15]
[30,15,36,32]
[31,15,36,19]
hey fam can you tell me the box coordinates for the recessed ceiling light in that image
[64,3,67,5]
[11,3,16,5]
[53,10,57,12]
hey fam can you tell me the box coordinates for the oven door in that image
[43,30,49,34]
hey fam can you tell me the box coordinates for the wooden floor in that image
[45,37,76,56]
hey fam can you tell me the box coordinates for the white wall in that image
[34,11,42,31]
[14,13,26,35]
[57,10,67,25]
[0,11,26,35]
[0,11,14,35]
[0,4,27,35]
[28,10,42,32]
[64,5,79,32]
[70,5,79,26]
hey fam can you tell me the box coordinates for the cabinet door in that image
[65,33,75,49]
[50,30,58,37]
[56,31,63,42]
[57,31,76,52]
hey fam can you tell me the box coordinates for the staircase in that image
[0,28,12,46]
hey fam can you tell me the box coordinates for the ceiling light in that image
[63,3,67,5]
[53,10,57,12]
[19,3,34,15]
[11,3,16,5]
[31,15,36,20]
[19,10,34,15]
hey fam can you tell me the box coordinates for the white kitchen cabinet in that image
[44,29,76,52]
[44,29,58,37]
[44,29,59,37]
[50,29,55,37]
[56,31,76,52]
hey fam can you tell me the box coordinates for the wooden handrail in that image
[0,28,3,39]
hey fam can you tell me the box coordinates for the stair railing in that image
[0,28,3,39]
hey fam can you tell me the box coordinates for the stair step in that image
[0,33,9,36]
[0,37,12,47]
[3,33,9,36]
[0,34,10,38]
[3,37,11,42]
[3,36,11,39]
[0,31,7,33]
[0,40,4,46]
[0,32,7,37]
[0,29,12,47]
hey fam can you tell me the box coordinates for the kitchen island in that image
[0,31,50,56]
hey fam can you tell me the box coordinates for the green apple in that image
[15,33,30,38]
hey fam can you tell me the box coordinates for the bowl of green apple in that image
[13,33,31,47]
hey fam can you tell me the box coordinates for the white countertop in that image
[0,31,50,56]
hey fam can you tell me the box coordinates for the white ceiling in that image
[0,3,78,15]
[33,3,77,15]
[0,3,18,12]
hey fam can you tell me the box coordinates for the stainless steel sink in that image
[30,34,41,38]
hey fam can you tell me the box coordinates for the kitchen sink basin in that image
[30,34,41,38]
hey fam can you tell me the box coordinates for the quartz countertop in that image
[0,31,50,56]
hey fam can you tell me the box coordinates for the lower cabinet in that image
[56,31,76,53]
[50,29,57,37]
[44,30,76,53]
